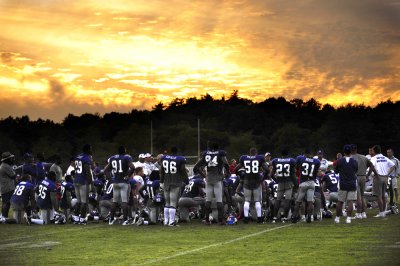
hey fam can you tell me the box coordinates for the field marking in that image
[136,224,293,265]
[0,224,103,243]
[0,241,61,250]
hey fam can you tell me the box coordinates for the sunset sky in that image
[1,0,399,121]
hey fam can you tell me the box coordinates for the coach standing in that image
[368,145,395,218]
[0,152,16,219]
[334,145,358,224]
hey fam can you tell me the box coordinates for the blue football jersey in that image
[107,154,133,182]
[321,171,339,192]
[59,181,75,209]
[182,178,205,198]
[239,154,266,189]
[36,179,57,209]
[268,180,278,199]
[101,180,113,201]
[74,153,93,185]
[140,179,161,200]
[11,181,35,206]
[296,155,321,183]
[161,155,187,187]
[271,157,296,183]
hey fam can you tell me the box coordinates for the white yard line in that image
[136,224,293,266]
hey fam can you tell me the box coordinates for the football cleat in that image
[272,217,277,223]
[362,212,367,219]
[109,218,117,225]
[334,217,340,224]
[346,217,351,224]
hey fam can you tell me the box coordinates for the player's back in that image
[108,154,132,181]
[202,150,227,180]
[36,179,57,209]
[272,157,296,183]
[296,155,320,183]
[240,155,265,189]
[11,181,34,205]
[162,155,186,187]
[322,171,339,192]
[74,153,92,184]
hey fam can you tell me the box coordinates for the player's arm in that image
[235,183,243,194]
[221,156,230,178]
[366,160,379,179]
[261,162,269,176]
[103,163,112,179]
[181,163,189,185]
[234,162,243,175]
[50,190,58,211]
[193,158,206,178]
[84,162,93,185]
[160,160,165,185]
[28,187,36,211]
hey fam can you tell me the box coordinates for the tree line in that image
[1,91,399,168]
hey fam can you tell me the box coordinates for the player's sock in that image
[217,202,224,222]
[164,207,170,225]
[244,201,250,217]
[169,208,176,225]
[204,201,211,222]
[31,218,44,225]
[255,202,262,218]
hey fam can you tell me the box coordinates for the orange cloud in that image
[0,0,399,121]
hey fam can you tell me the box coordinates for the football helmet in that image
[322,210,333,218]
[226,214,237,225]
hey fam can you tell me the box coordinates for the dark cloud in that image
[1,52,13,63]
[48,80,65,98]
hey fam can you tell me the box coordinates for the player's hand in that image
[160,183,164,190]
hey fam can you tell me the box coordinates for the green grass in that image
[0,211,399,266]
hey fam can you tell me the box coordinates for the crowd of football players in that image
[0,143,398,226]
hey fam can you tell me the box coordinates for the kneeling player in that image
[36,171,58,224]
[10,174,36,224]
[178,176,205,222]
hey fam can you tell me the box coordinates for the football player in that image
[178,175,205,222]
[59,174,75,222]
[234,147,269,223]
[270,151,297,223]
[292,150,320,223]
[160,147,188,226]
[73,144,94,225]
[321,169,339,207]
[36,171,58,224]
[104,146,135,225]
[137,171,163,225]
[98,177,113,221]
[10,174,36,224]
[193,142,230,225]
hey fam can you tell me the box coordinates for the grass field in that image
[1,209,399,266]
